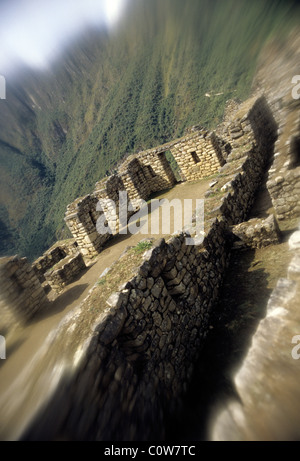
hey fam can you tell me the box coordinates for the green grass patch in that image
[96,278,107,287]
[130,241,153,254]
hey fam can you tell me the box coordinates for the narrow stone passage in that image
[165,220,295,441]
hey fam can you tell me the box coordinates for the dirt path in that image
[0,178,210,440]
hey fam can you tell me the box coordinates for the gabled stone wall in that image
[65,194,110,258]
[64,127,225,259]
[170,131,225,181]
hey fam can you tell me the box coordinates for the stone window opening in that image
[10,274,24,297]
[289,136,300,169]
[89,211,97,226]
[164,150,182,182]
[191,151,200,164]
[137,169,146,184]
[146,165,157,178]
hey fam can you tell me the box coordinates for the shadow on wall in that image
[248,96,278,160]
[289,135,300,169]
[165,248,272,441]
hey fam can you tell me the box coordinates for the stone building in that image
[64,127,226,259]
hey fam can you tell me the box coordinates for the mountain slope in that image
[0,0,299,260]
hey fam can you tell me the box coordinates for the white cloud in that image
[0,0,126,74]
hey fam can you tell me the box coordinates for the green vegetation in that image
[96,278,107,287]
[0,0,298,261]
[131,241,153,255]
[165,151,182,182]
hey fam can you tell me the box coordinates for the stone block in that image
[232,214,281,249]
[289,231,300,250]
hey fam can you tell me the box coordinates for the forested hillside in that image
[0,0,298,260]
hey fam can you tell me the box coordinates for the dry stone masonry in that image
[23,220,231,441]
[32,240,78,283]
[211,223,300,441]
[44,252,86,293]
[167,130,225,181]
[206,96,277,227]
[266,102,300,221]
[0,256,48,328]
[1,50,299,440]
[22,95,282,441]
[253,32,300,223]
[64,127,226,259]
[231,214,281,249]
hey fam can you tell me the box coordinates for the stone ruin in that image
[32,240,78,280]
[0,125,228,326]
[64,127,226,259]
[21,94,298,442]
[1,32,300,441]
[231,214,281,250]
[44,252,86,293]
[1,90,299,334]
[0,256,48,328]
[0,84,299,441]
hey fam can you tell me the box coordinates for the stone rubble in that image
[231,214,281,249]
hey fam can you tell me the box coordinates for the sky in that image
[0,0,127,75]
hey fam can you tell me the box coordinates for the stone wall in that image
[231,215,281,249]
[266,102,300,221]
[22,95,278,441]
[225,94,300,223]
[206,96,277,226]
[65,194,111,259]
[267,164,300,221]
[0,256,48,327]
[45,252,86,293]
[119,127,225,185]
[64,152,177,259]
[121,152,177,195]
[170,131,225,181]
[64,127,225,259]
[211,224,300,441]
[32,240,78,283]
[217,41,300,224]
[23,219,231,441]
[253,32,300,222]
